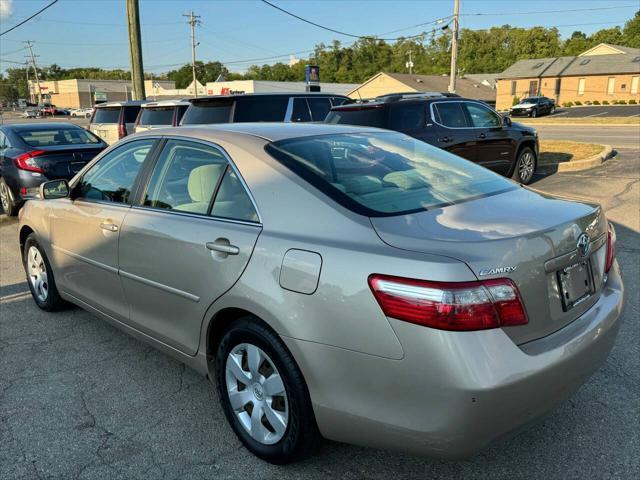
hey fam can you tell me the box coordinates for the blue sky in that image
[1,0,638,74]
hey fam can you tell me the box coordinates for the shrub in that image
[574,101,582,106]
[562,101,574,107]
[512,96,520,106]
[629,99,637,104]
[617,99,627,104]
[602,100,610,105]
[584,101,592,105]
[611,100,619,104]
[592,100,601,105]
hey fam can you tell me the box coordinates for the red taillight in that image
[14,150,46,173]
[368,274,528,331]
[605,222,616,273]
[118,123,127,139]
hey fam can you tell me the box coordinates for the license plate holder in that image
[558,260,594,311]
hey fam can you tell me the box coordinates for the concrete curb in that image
[519,123,638,127]
[556,144,613,172]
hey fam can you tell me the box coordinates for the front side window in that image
[266,132,515,216]
[143,139,227,215]
[77,139,155,204]
[464,102,502,128]
[432,102,468,128]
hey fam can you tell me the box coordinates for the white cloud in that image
[0,0,13,19]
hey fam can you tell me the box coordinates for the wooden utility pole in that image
[24,41,42,105]
[406,50,414,75]
[448,0,460,93]
[126,0,146,100]
[183,11,201,98]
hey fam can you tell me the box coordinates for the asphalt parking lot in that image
[548,104,640,118]
[1,130,639,479]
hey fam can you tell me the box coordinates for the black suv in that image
[510,96,555,118]
[181,93,350,125]
[326,94,539,184]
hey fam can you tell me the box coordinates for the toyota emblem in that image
[577,233,591,257]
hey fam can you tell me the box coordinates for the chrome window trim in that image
[130,204,262,228]
[137,134,263,225]
[429,100,502,130]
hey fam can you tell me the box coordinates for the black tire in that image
[215,317,319,464]
[23,234,68,311]
[0,177,20,216]
[512,147,537,185]
[530,108,538,118]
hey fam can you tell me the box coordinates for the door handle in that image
[206,241,240,255]
[479,133,486,139]
[99,222,119,232]
[438,136,451,143]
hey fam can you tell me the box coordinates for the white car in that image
[21,109,39,118]
[70,108,94,118]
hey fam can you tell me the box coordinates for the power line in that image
[260,0,441,41]
[461,4,637,17]
[0,0,60,37]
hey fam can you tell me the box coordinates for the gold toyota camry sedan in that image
[19,123,623,464]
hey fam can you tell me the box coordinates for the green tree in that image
[622,10,640,48]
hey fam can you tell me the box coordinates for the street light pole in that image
[448,0,460,94]
[126,0,146,100]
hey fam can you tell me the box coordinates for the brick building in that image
[495,43,640,110]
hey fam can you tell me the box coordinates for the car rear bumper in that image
[283,261,623,458]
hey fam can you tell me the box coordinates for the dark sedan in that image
[510,96,556,117]
[0,123,107,216]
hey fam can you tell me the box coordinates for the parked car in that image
[88,101,144,145]
[70,108,94,118]
[180,93,350,125]
[510,96,556,117]
[326,94,540,184]
[134,99,189,133]
[21,109,39,118]
[0,123,106,216]
[19,124,622,464]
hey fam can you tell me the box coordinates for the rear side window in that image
[389,104,425,130]
[234,97,289,122]
[331,97,348,106]
[176,105,188,124]
[210,169,259,222]
[16,127,102,146]
[432,103,468,128]
[139,107,175,126]
[307,98,332,121]
[180,100,233,124]
[92,107,120,124]
[325,108,386,128]
[124,106,141,123]
[290,98,311,122]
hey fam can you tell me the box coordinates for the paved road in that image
[534,125,640,150]
[547,104,640,118]
[1,147,639,478]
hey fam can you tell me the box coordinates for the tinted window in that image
[234,96,288,122]
[266,132,514,216]
[464,102,501,128]
[176,105,188,123]
[77,139,154,204]
[307,98,332,121]
[432,103,468,128]
[331,97,348,106]
[124,106,141,123]
[210,168,258,222]
[93,107,120,124]
[0,131,8,149]
[290,98,311,123]
[389,103,425,130]
[16,127,101,147]
[139,107,174,126]
[521,97,538,104]
[144,140,227,214]
[181,100,233,125]
[325,108,386,128]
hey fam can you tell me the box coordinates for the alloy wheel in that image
[0,181,9,212]
[27,246,49,302]
[225,343,289,445]
[519,152,535,183]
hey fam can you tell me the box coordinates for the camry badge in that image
[577,233,591,257]
[478,266,517,276]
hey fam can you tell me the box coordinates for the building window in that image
[578,78,586,95]
[631,76,639,94]
[607,77,615,95]
[554,78,561,95]
[510,81,516,95]
[528,80,538,96]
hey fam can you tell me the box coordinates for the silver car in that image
[18,124,623,464]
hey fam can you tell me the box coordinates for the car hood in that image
[370,187,608,344]
[513,103,536,108]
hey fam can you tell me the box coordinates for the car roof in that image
[95,100,146,108]
[332,96,470,110]
[142,99,190,108]
[190,92,347,103]
[5,122,85,131]
[136,122,388,143]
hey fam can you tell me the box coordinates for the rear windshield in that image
[265,132,515,216]
[93,107,120,124]
[180,100,233,124]
[139,106,174,126]
[17,127,102,147]
[325,108,386,128]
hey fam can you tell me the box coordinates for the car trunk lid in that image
[370,187,608,345]
[33,145,105,179]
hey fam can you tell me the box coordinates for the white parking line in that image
[630,113,640,117]
[584,112,608,117]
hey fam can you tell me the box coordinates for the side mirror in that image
[503,116,512,127]
[39,179,69,200]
